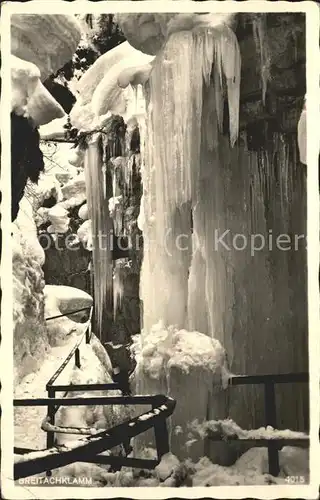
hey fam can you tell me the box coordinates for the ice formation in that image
[297,97,307,165]
[140,24,241,335]
[84,138,113,339]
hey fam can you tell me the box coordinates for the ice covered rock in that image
[11,14,81,81]
[47,204,70,234]
[77,219,93,251]
[44,285,93,345]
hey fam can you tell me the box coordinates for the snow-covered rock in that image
[133,323,228,462]
[47,204,70,234]
[44,285,93,345]
[77,219,93,251]
[60,172,87,208]
[78,203,89,220]
[11,14,81,82]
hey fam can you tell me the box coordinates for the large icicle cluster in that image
[140,24,241,334]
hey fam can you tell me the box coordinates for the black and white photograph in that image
[0,1,319,498]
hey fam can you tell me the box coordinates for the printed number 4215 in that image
[285,476,306,484]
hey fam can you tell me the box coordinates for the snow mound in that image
[137,321,226,379]
[11,14,81,82]
[188,418,308,441]
[76,41,151,105]
[44,285,93,345]
[155,452,180,481]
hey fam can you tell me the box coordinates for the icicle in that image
[213,25,241,147]
[113,263,124,320]
[252,15,270,106]
[84,136,113,339]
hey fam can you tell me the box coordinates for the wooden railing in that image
[13,307,176,479]
[208,372,310,476]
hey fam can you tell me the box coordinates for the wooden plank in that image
[264,383,279,476]
[14,394,169,407]
[207,437,309,447]
[51,383,121,392]
[229,372,309,385]
[45,306,92,321]
[81,456,158,469]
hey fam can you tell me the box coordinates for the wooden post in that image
[152,404,170,460]
[264,382,280,476]
[75,348,81,368]
[46,387,55,477]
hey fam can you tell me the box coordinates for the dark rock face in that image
[236,13,305,138]
[11,113,44,221]
[42,234,92,294]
